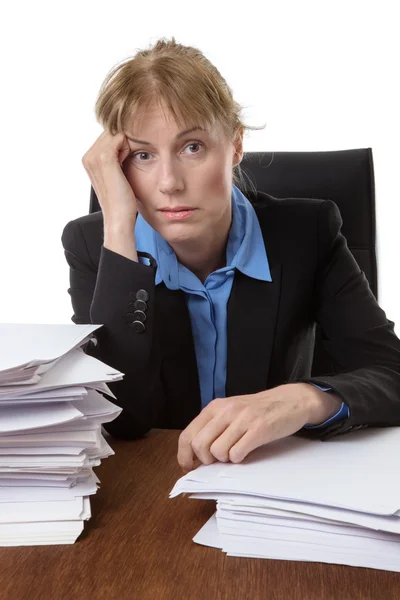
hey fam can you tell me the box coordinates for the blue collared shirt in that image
[135,184,349,429]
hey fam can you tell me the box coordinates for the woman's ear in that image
[232,126,244,168]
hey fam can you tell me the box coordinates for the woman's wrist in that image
[296,383,343,425]
[104,220,138,262]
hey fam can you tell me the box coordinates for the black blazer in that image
[61,190,400,441]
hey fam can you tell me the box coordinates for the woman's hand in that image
[177,383,343,473]
[81,130,138,224]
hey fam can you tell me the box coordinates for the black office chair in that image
[89,148,377,378]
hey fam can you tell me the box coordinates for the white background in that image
[0,0,398,333]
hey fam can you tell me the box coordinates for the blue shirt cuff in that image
[303,384,350,429]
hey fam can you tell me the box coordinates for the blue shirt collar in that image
[134,184,272,287]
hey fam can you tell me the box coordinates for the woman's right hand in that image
[81,130,138,224]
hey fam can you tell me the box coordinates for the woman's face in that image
[122,103,243,245]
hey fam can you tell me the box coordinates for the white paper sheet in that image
[171,428,400,514]
[0,520,85,546]
[0,323,122,546]
[0,348,124,398]
[0,403,83,434]
[0,497,90,523]
[0,323,102,371]
[193,513,400,572]
[174,427,400,573]
[190,494,400,534]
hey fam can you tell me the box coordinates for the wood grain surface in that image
[0,428,399,600]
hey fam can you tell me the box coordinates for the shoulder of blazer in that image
[247,190,328,242]
[62,210,104,269]
[63,192,327,270]
[247,189,326,213]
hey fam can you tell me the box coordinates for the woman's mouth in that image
[159,209,197,221]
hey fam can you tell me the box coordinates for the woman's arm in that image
[294,199,400,439]
[61,217,167,439]
[103,220,139,262]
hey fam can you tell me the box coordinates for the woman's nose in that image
[158,159,184,195]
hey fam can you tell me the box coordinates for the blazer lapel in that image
[226,264,282,397]
[155,283,202,425]
[155,261,283,411]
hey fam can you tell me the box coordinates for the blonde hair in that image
[94,37,266,195]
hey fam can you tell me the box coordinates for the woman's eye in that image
[184,142,203,154]
[131,142,203,163]
[132,151,151,162]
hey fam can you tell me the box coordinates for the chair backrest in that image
[89,147,377,378]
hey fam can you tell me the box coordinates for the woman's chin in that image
[159,224,199,244]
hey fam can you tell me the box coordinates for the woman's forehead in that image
[128,97,224,133]
[126,109,223,143]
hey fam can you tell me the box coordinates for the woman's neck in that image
[170,208,232,284]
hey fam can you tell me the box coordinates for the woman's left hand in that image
[177,383,342,473]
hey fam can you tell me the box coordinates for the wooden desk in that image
[0,429,399,600]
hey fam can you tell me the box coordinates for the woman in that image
[62,37,400,474]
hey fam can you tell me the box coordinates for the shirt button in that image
[136,289,149,302]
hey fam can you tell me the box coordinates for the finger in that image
[228,429,261,463]
[118,135,132,165]
[177,408,214,472]
[191,416,231,466]
[228,423,280,464]
[181,456,205,475]
[209,419,248,462]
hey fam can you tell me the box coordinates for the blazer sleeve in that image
[294,199,400,441]
[61,218,167,439]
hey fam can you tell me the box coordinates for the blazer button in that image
[130,320,145,333]
[136,289,149,302]
[134,299,147,311]
[133,310,147,322]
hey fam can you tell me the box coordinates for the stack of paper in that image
[170,428,400,572]
[0,323,123,546]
